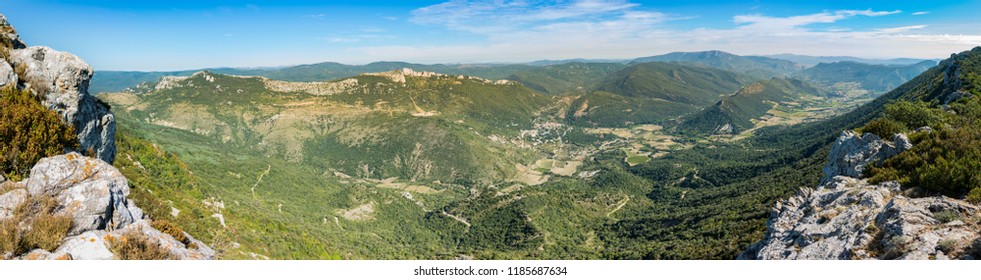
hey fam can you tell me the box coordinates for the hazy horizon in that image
[3,0,979,71]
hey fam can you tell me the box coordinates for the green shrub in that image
[967,188,981,203]
[937,238,958,254]
[883,100,943,129]
[859,118,907,139]
[0,86,78,180]
[933,210,961,224]
[868,121,981,198]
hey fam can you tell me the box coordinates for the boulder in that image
[48,221,215,260]
[25,153,135,235]
[0,60,15,87]
[0,187,27,219]
[14,153,215,260]
[108,220,215,260]
[874,196,980,260]
[0,14,27,49]
[820,131,910,184]
[53,230,115,260]
[743,176,894,259]
[9,46,116,163]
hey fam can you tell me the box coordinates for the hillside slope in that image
[506,62,626,95]
[678,78,825,135]
[797,60,936,94]
[632,50,803,79]
[566,62,755,127]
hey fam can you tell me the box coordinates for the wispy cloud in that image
[732,9,901,33]
[410,0,663,34]
[357,4,979,62]
[912,11,930,16]
[877,25,927,33]
[303,13,326,19]
[324,34,398,44]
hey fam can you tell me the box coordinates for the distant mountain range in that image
[631,50,804,79]
[91,50,939,95]
[796,60,937,93]
[764,53,939,67]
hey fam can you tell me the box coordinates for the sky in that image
[3,0,981,71]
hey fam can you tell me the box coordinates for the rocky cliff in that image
[0,14,115,164]
[1,13,211,260]
[741,131,981,260]
[1,153,214,259]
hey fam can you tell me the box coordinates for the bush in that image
[933,210,961,224]
[938,238,958,254]
[0,86,78,180]
[0,218,20,256]
[859,118,907,139]
[106,230,175,260]
[151,220,196,249]
[22,213,72,251]
[967,188,981,203]
[868,122,981,198]
[883,100,943,129]
[0,194,73,257]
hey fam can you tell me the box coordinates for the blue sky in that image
[3,0,980,71]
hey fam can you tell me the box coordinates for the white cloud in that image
[410,0,658,33]
[732,9,901,34]
[350,4,977,63]
[912,11,930,16]
[328,37,361,43]
[877,25,927,33]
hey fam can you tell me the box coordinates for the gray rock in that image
[127,199,145,220]
[2,13,115,163]
[0,59,15,87]
[0,14,27,49]
[9,46,116,164]
[874,196,980,260]
[53,230,115,260]
[744,176,891,260]
[820,131,910,184]
[0,188,27,219]
[893,134,913,151]
[744,176,981,260]
[26,153,134,234]
[944,90,973,105]
[0,173,5,183]
[108,220,215,260]
[915,126,933,134]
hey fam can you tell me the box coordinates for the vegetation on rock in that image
[0,86,78,180]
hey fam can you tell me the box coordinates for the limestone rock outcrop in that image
[1,13,115,163]
[0,153,214,260]
[26,153,135,235]
[820,131,911,184]
[742,130,981,260]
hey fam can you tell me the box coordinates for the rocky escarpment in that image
[1,13,208,260]
[0,14,115,163]
[820,131,911,184]
[741,131,981,260]
[1,153,213,260]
